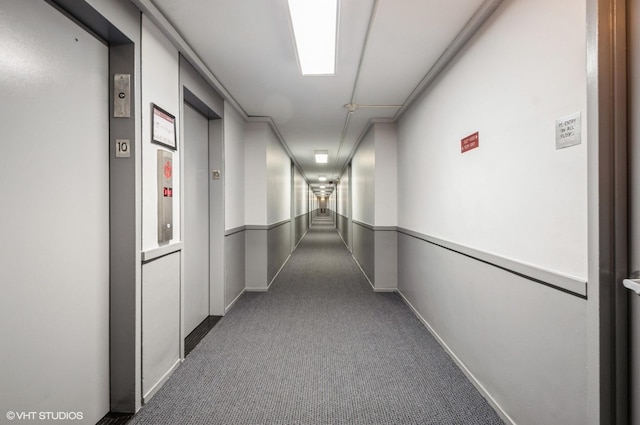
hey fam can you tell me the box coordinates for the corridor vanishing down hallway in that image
[129,217,504,424]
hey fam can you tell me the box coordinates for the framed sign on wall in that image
[151,103,177,150]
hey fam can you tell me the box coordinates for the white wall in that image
[244,122,267,226]
[396,0,588,423]
[338,167,350,217]
[244,121,291,225]
[374,123,398,226]
[225,102,246,230]
[351,128,375,225]
[140,15,182,403]
[398,0,587,281]
[267,131,292,224]
[141,15,181,251]
[294,166,308,216]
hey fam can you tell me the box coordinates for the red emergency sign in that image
[461,132,479,153]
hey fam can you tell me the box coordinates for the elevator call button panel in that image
[158,150,173,243]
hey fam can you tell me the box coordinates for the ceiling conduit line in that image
[394,0,504,120]
[335,0,504,181]
[332,0,380,179]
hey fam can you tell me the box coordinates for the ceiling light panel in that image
[315,150,329,163]
[288,0,338,76]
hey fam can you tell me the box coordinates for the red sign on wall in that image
[461,132,479,153]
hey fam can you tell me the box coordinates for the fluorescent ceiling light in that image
[315,150,329,163]
[320,185,326,189]
[319,176,327,182]
[288,0,338,76]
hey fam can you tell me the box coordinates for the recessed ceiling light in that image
[287,0,338,76]
[315,150,329,163]
[319,176,327,182]
[320,185,326,189]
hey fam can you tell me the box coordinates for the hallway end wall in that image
[396,0,588,423]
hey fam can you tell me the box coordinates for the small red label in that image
[163,187,173,197]
[461,132,479,153]
[164,160,172,178]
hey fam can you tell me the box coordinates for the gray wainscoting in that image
[225,227,245,311]
[141,251,181,402]
[336,213,349,248]
[396,231,588,425]
[268,220,292,283]
[352,221,375,285]
[374,229,398,291]
[245,220,292,291]
[351,221,398,291]
[294,213,310,248]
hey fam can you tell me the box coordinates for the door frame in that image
[586,0,628,423]
[179,79,224,360]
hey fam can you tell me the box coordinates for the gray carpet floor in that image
[129,216,504,425]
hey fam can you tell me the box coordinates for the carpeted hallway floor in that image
[129,216,504,425]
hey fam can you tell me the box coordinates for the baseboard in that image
[351,254,375,291]
[396,289,515,425]
[350,254,397,293]
[225,289,246,312]
[336,230,349,251]
[268,254,291,288]
[143,358,181,404]
[373,287,397,293]
[293,228,310,251]
[245,286,268,292]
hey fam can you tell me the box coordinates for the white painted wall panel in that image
[142,16,181,251]
[294,166,307,216]
[180,57,224,117]
[338,166,350,217]
[267,130,292,224]
[352,129,375,225]
[374,123,398,226]
[397,0,587,280]
[224,103,246,229]
[244,122,267,226]
[142,254,181,400]
[0,2,109,422]
[139,16,183,403]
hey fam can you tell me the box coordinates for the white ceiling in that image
[150,0,487,195]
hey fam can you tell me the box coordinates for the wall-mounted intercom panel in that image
[157,150,173,243]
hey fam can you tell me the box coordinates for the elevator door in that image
[0,1,109,422]
[184,103,210,335]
